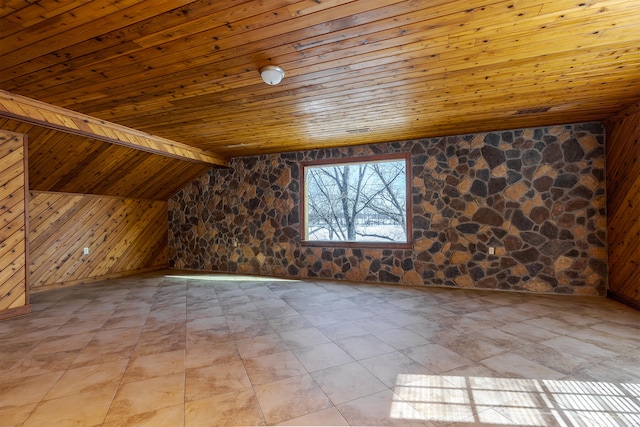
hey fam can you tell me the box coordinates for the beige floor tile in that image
[185,389,265,426]
[337,388,433,426]
[45,359,128,399]
[105,373,185,423]
[0,402,37,427]
[279,327,331,349]
[254,374,332,425]
[318,320,368,340]
[185,340,240,369]
[103,404,185,427]
[540,335,619,361]
[243,350,307,385]
[334,334,396,360]
[122,349,185,383]
[435,332,507,362]
[311,361,388,405]
[291,342,354,372]
[29,332,96,354]
[402,343,473,373]
[373,327,430,350]
[186,315,227,332]
[481,353,565,380]
[236,333,289,359]
[360,351,434,387]
[268,314,314,333]
[23,388,115,427]
[0,371,64,408]
[0,349,79,381]
[277,406,349,426]
[185,359,251,401]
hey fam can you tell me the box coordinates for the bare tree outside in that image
[305,158,407,242]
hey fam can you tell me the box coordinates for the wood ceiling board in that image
[1,0,639,160]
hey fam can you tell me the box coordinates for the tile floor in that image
[1,271,639,426]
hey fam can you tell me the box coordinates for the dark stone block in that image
[511,210,534,231]
[481,145,506,169]
[424,175,445,190]
[522,150,541,166]
[428,241,443,253]
[477,277,498,288]
[476,169,490,181]
[533,176,553,192]
[562,139,585,162]
[380,270,400,283]
[414,216,431,230]
[450,198,466,211]
[470,266,485,280]
[529,206,549,224]
[507,159,522,170]
[540,240,574,257]
[539,274,558,287]
[484,133,500,146]
[554,174,578,188]
[456,223,480,234]
[501,257,518,268]
[565,199,590,211]
[370,259,381,272]
[470,180,488,197]
[558,214,575,229]
[520,231,547,246]
[445,266,461,278]
[492,227,507,238]
[512,247,540,263]
[402,258,414,271]
[588,259,608,275]
[472,207,504,226]
[507,171,522,185]
[569,185,594,199]
[506,149,520,159]
[526,263,544,276]
[542,144,563,164]
[504,235,523,251]
[559,230,574,240]
[444,185,461,198]
[488,177,507,194]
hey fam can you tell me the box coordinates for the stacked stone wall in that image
[169,122,607,295]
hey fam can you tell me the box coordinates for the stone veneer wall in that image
[169,122,608,295]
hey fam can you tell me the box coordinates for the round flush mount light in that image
[260,65,285,85]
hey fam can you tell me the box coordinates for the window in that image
[301,153,411,247]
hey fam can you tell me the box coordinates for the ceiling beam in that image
[0,90,227,167]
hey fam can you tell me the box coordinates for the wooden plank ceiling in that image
[1,0,639,198]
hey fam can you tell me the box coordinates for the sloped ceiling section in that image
[0,118,212,200]
[1,0,639,165]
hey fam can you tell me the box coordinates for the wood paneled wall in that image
[0,130,31,319]
[29,191,168,292]
[606,102,640,309]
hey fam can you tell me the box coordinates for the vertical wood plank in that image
[606,102,640,309]
[0,129,31,319]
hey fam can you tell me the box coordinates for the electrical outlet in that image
[83,247,90,255]
[488,247,495,255]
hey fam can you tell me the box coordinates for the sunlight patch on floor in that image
[391,374,640,426]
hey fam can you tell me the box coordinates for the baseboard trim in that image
[30,265,169,294]
[607,290,640,311]
[0,304,33,321]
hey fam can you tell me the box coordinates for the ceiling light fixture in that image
[260,65,285,85]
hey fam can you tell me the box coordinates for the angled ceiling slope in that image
[0,90,226,200]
